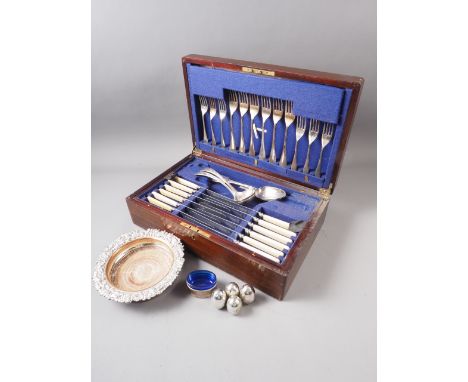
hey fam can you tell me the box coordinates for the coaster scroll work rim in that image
[93,229,185,303]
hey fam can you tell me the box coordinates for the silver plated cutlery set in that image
[146,174,303,264]
[198,92,335,177]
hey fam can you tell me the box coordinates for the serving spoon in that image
[196,171,255,203]
[197,168,286,202]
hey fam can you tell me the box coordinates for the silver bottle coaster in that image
[93,229,185,303]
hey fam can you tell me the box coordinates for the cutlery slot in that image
[186,63,354,189]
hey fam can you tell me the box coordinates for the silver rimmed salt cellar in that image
[211,288,227,309]
[226,295,243,315]
[240,284,256,304]
[225,282,240,297]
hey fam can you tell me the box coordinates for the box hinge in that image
[192,147,202,157]
[318,183,333,200]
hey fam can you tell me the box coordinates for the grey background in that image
[92,0,376,381]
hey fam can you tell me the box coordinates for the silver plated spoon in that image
[197,168,286,202]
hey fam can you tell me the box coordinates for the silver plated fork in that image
[199,96,209,142]
[269,99,283,163]
[314,123,334,177]
[303,119,320,174]
[228,91,238,151]
[238,92,249,153]
[218,99,227,147]
[259,97,271,160]
[291,116,306,170]
[279,100,295,167]
[209,98,217,146]
[248,94,260,156]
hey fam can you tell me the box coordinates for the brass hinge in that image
[318,183,333,200]
[192,147,202,157]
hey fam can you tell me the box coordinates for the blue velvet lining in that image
[186,64,353,189]
[139,157,321,264]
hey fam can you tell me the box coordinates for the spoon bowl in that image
[255,186,286,201]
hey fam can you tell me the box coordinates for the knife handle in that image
[259,213,290,230]
[168,179,195,194]
[238,242,280,264]
[256,219,296,238]
[159,188,186,203]
[241,235,284,258]
[164,184,191,199]
[174,176,200,190]
[246,230,289,251]
[147,196,174,212]
[151,191,179,207]
[250,224,292,245]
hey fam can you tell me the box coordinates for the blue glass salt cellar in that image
[186,270,217,298]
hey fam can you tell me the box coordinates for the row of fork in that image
[199,93,335,176]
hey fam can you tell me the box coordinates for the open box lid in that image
[182,54,364,195]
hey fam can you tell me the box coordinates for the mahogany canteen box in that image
[126,54,364,300]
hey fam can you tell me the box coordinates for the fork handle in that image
[229,115,236,151]
[269,122,277,163]
[259,120,266,160]
[279,125,289,167]
[249,118,256,156]
[291,141,299,170]
[211,118,216,146]
[219,118,225,147]
[201,113,208,142]
[315,148,324,177]
[239,115,246,153]
[303,144,312,174]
